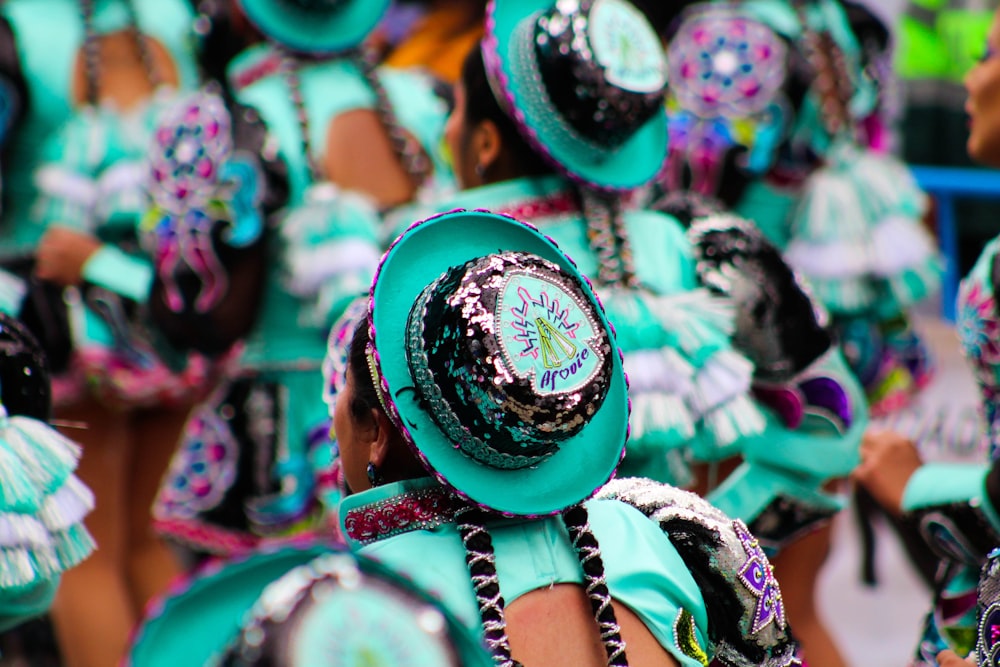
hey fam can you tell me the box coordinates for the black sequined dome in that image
[0,313,52,422]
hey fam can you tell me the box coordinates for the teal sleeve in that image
[708,460,845,527]
[81,245,153,302]
[902,462,1000,533]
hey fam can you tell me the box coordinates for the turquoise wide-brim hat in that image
[483,0,669,192]
[369,210,629,517]
[124,544,329,667]
[236,0,390,54]
[220,552,494,666]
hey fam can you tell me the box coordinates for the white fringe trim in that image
[35,166,98,208]
[688,351,756,416]
[785,237,872,279]
[0,513,48,549]
[870,215,939,276]
[37,475,94,533]
[284,239,382,297]
[629,392,696,444]
[623,348,695,395]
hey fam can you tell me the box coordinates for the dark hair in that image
[346,317,384,423]
[459,44,554,180]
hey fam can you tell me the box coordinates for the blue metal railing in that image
[910,165,1000,322]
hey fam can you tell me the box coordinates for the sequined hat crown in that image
[369,210,629,516]
[0,313,51,422]
[405,252,614,471]
[485,0,670,190]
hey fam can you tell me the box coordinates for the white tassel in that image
[628,392,696,452]
[50,524,96,572]
[0,513,49,549]
[623,348,695,396]
[3,416,81,494]
[0,438,40,512]
[688,350,757,417]
[870,215,939,277]
[0,547,38,589]
[37,475,94,533]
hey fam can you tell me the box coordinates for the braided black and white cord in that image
[79,0,102,106]
[122,0,161,89]
[562,504,629,667]
[456,509,522,667]
[355,50,432,189]
[78,0,160,107]
[279,49,323,184]
[609,198,640,289]
[581,189,624,287]
[580,189,638,289]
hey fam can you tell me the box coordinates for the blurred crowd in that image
[0,1,996,666]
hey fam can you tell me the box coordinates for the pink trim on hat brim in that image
[367,208,632,519]
[481,2,668,195]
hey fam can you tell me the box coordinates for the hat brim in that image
[237,0,389,54]
[125,544,329,667]
[483,0,668,192]
[371,210,629,517]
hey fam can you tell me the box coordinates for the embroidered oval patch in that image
[496,272,603,396]
[588,0,667,94]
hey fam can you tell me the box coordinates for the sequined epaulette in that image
[597,477,800,667]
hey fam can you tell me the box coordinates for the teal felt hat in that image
[236,0,389,54]
[125,544,330,667]
[367,210,629,517]
[217,552,493,666]
[483,0,669,192]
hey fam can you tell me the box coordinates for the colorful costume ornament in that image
[662,0,941,415]
[0,313,95,631]
[687,215,866,554]
[977,548,1000,667]
[333,209,796,667]
[898,236,1000,664]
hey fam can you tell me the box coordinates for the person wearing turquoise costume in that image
[25,3,202,666]
[150,0,452,555]
[647,7,874,667]
[334,207,797,667]
[660,0,942,418]
[0,313,95,633]
[855,11,1000,664]
[405,0,766,490]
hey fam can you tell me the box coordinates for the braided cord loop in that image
[456,508,523,667]
[355,50,432,189]
[563,504,630,666]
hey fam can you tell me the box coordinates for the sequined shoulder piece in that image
[597,477,799,667]
[688,214,832,384]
